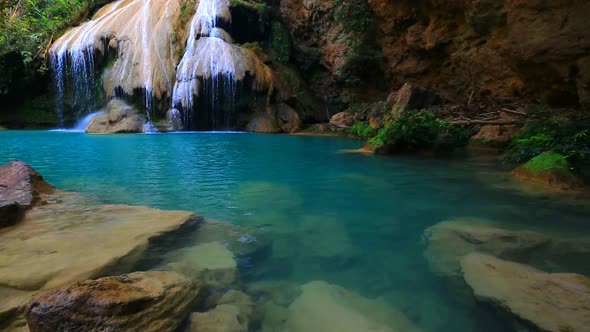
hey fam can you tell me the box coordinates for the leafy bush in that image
[505,110,590,166]
[350,121,375,138]
[369,110,470,152]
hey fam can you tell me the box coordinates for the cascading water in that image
[172,0,273,130]
[49,0,274,131]
[49,0,181,128]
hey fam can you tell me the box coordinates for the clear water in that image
[1,130,589,332]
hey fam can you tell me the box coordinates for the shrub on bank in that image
[368,109,471,152]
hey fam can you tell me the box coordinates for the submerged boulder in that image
[461,253,590,332]
[163,242,237,287]
[25,271,197,332]
[423,218,590,277]
[285,281,421,332]
[86,99,145,134]
[512,151,584,192]
[188,305,246,332]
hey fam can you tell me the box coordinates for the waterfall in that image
[49,0,275,131]
[172,0,273,129]
[49,0,181,122]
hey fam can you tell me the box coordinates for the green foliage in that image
[369,110,470,152]
[270,22,290,64]
[350,121,375,138]
[332,0,381,87]
[178,0,193,28]
[523,151,570,175]
[0,0,103,95]
[505,108,590,167]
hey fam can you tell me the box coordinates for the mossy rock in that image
[512,152,584,192]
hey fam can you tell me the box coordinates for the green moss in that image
[523,151,571,175]
[270,22,290,64]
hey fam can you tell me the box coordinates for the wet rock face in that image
[0,160,54,210]
[0,161,54,227]
[461,253,590,332]
[282,0,590,105]
[86,99,145,134]
[25,271,198,332]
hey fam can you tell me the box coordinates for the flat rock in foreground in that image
[0,192,198,291]
[461,253,590,332]
[25,271,197,332]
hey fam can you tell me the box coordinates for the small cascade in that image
[173,0,273,130]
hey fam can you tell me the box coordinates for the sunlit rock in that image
[86,99,145,134]
[25,271,197,332]
[461,253,590,332]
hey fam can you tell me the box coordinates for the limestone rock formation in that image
[277,103,302,133]
[390,83,439,117]
[86,99,145,134]
[25,271,197,332]
[471,124,520,145]
[163,242,237,287]
[329,112,355,128]
[281,0,590,106]
[50,0,185,100]
[284,281,421,332]
[461,253,590,332]
[423,218,590,277]
[246,113,281,133]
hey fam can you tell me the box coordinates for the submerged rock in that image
[187,290,253,332]
[423,218,590,277]
[461,253,590,332]
[188,305,246,332]
[25,271,197,332]
[86,99,145,134]
[164,242,237,287]
[285,281,421,332]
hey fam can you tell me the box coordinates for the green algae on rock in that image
[512,151,585,192]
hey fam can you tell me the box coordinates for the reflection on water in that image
[1,130,589,331]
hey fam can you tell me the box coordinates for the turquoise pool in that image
[1,130,589,331]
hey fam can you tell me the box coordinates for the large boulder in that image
[512,151,585,193]
[246,113,280,133]
[461,253,590,332]
[423,218,590,277]
[0,161,54,228]
[471,124,521,145]
[284,281,421,332]
[25,271,197,332]
[277,103,302,133]
[86,99,145,134]
[0,161,54,209]
[329,112,355,128]
[389,83,439,117]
